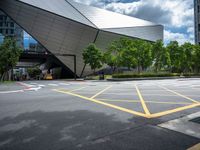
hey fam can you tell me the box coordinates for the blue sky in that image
[24,0,194,46]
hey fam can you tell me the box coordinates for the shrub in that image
[112,73,180,78]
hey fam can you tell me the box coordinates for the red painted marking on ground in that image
[16,82,31,90]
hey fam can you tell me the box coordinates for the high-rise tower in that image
[194,0,200,44]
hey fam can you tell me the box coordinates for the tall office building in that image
[0,11,24,48]
[194,0,200,44]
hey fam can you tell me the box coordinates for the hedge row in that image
[112,73,200,78]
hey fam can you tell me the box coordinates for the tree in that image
[119,38,137,70]
[180,42,194,73]
[82,43,102,74]
[105,38,137,72]
[167,41,181,72]
[132,40,153,73]
[103,50,118,73]
[152,40,171,72]
[0,38,22,81]
[27,67,41,78]
[121,46,137,70]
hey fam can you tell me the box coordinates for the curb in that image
[107,76,200,81]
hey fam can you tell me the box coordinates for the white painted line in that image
[48,84,58,86]
[59,83,70,86]
[24,87,41,91]
[38,85,46,87]
[0,90,24,94]
[30,82,38,85]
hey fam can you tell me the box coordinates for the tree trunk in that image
[8,69,13,81]
[137,63,141,74]
[1,71,9,81]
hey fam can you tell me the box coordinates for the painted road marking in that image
[48,84,59,86]
[71,92,200,97]
[0,90,24,94]
[25,87,41,91]
[97,99,140,103]
[53,83,200,118]
[187,143,200,150]
[38,84,45,87]
[53,89,200,118]
[151,103,200,118]
[158,85,200,103]
[54,89,147,118]
[70,86,88,92]
[97,98,192,105]
[90,86,112,99]
[59,83,70,86]
[135,84,150,116]
[17,82,34,89]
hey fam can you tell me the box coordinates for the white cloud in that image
[73,0,194,44]
[164,30,194,45]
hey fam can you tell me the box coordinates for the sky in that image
[74,0,195,45]
[24,0,194,47]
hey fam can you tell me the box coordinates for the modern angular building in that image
[194,0,200,44]
[0,10,24,47]
[0,0,163,77]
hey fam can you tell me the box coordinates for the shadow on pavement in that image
[0,110,199,150]
[0,110,131,150]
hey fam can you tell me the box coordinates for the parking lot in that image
[0,79,199,150]
[54,79,200,118]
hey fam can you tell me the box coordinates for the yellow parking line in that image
[90,86,112,99]
[98,98,192,105]
[158,85,199,103]
[57,87,88,93]
[187,143,200,150]
[145,101,192,105]
[97,99,140,103]
[135,84,151,116]
[54,89,148,118]
[150,103,200,118]
[70,86,88,92]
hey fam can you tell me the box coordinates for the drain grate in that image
[190,117,200,124]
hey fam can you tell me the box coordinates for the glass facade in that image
[0,11,24,48]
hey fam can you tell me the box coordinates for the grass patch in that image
[0,81,15,84]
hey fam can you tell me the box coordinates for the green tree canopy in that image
[166,41,181,72]
[152,40,171,72]
[180,42,194,73]
[132,40,153,73]
[105,38,153,73]
[82,43,103,73]
[0,37,22,81]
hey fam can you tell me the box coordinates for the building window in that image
[5,29,8,34]
[198,24,200,32]
[0,15,3,21]
[10,22,14,27]
[0,22,2,26]
[0,29,2,33]
[198,6,200,13]
[10,29,14,34]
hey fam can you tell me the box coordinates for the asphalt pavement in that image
[0,79,199,150]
